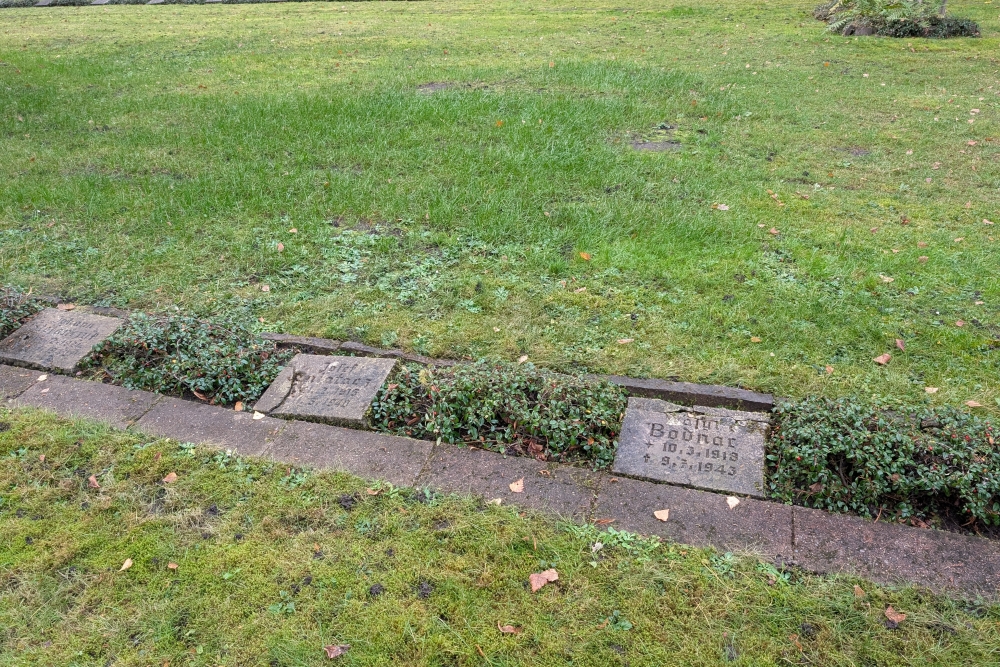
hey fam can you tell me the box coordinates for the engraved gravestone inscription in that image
[0,308,122,373]
[254,354,396,426]
[612,397,768,497]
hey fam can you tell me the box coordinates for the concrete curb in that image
[2,365,997,598]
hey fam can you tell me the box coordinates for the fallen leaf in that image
[726,496,740,510]
[616,338,634,345]
[966,400,983,408]
[253,411,265,420]
[497,623,522,634]
[873,353,892,366]
[825,365,834,374]
[593,518,615,525]
[88,475,100,489]
[167,562,178,570]
[119,558,133,572]
[56,303,76,311]
[579,252,592,261]
[476,646,485,657]
[925,387,939,394]
[574,286,586,293]
[768,227,779,235]
[529,568,559,592]
[750,336,762,343]
[495,120,504,127]
[323,644,350,659]
[717,204,730,211]
[955,320,965,327]
[509,478,525,493]
[487,498,503,505]
[277,242,285,252]
[985,219,995,226]
[365,487,381,496]
[954,237,964,243]
[880,275,894,283]
[37,374,47,382]
[884,606,906,625]
[289,228,297,233]
[517,355,528,364]
[896,339,905,352]
[853,584,866,597]
[653,509,670,522]
[162,472,178,484]
[39,454,45,462]
[918,256,929,263]
[789,634,803,651]
[260,285,270,292]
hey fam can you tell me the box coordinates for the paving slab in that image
[133,398,285,457]
[0,364,39,400]
[267,420,432,487]
[593,475,793,557]
[613,397,768,497]
[15,375,161,430]
[417,445,600,520]
[792,506,1000,597]
[254,354,395,426]
[0,308,121,373]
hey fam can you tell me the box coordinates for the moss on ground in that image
[1,409,998,665]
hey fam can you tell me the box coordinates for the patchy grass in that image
[1,409,999,666]
[0,0,999,409]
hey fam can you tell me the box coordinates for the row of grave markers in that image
[0,308,769,497]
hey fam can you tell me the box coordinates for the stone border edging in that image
[2,363,997,598]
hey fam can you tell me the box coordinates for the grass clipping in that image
[370,361,626,468]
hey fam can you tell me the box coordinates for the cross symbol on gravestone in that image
[643,453,651,463]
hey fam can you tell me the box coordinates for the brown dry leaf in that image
[167,562,178,570]
[985,219,995,226]
[966,400,983,408]
[476,646,485,657]
[365,487,381,496]
[574,286,586,293]
[880,275,894,283]
[918,256,929,263]
[260,285,271,292]
[497,623,522,634]
[56,303,76,311]
[917,241,928,248]
[896,339,906,352]
[616,338,634,345]
[789,634,803,651]
[873,353,892,366]
[853,584,866,597]
[277,242,285,252]
[39,454,45,463]
[517,355,528,364]
[884,606,906,624]
[288,227,298,233]
[192,390,209,402]
[750,336,762,343]
[594,518,615,525]
[579,252,592,261]
[955,320,965,327]
[323,644,350,659]
[509,478,525,493]
[88,475,100,489]
[234,401,243,412]
[925,387,939,394]
[529,568,559,592]
[954,237,964,243]
[162,472,178,484]
[809,482,824,493]
[726,496,740,509]
[825,365,834,375]
[119,558,133,572]
[653,509,670,522]
[768,227,779,235]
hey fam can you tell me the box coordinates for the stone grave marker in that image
[254,354,396,426]
[0,308,121,373]
[92,0,110,4]
[612,397,768,497]
[34,0,53,5]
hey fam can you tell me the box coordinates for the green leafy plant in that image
[370,361,627,468]
[84,313,293,406]
[820,0,979,37]
[770,398,999,526]
[0,286,43,340]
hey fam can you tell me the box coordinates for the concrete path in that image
[2,364,998,598]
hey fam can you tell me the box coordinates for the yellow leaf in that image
[509,478,524,493]
[119,558,133,572]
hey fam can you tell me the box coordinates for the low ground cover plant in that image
[84,312,293,405]
[770,397,999,529]
[0,285,43,340]
[816,0,980,36]
[370,361,627,468]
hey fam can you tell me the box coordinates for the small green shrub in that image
[84,313,293,406]
[877,16,980,37]
[370,361,627,468]
[819,0,979,37]
[0,286,43,340]
[770,397,1000,526]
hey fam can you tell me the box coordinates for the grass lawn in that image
[0,0,998,408]
[1,408,999,666]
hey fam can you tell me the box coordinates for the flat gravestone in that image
[92,0,110,4]
[35,0,53,5]
[612,397,768,497]
[0,308,121,374]
[254,354,395,427]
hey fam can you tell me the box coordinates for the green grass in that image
[0,0,998,409]
[3,408,1000,666]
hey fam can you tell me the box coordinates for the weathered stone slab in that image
[590,374,775,412]
[16,375,161,430]
[133,398,285,457]
[0,308,120,373]
[612,397,768,497]
[92,0,110,4]
[0,364,38,400]
[254,354,395,426]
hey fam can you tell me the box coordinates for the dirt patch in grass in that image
[630,140,682,152]
[416,82,455,93]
